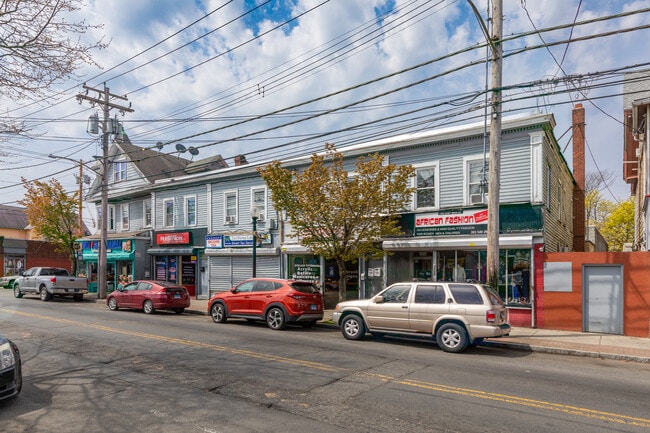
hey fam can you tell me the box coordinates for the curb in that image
[481,340,650,363]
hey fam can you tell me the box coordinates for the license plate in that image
[310,304,317,310]
[174,294,181,299]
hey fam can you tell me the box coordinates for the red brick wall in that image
[538,251,650,337]
[26,241,72,272]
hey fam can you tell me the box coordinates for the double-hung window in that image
[164,199,174,227]
[121,203,129,231]
[114,161,127,183]
[143,200,152,227]
[251,187,266,221]
[225,191,238,224]
[185,196,197,226]
[108,205,115,231]
[465,157,488,204]
[414,165,438,209]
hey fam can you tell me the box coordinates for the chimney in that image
[572,103,586,252]
[234,154,248,166]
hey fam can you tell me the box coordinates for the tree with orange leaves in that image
[18,177,80,274]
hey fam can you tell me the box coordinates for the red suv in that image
[208,278,324,330]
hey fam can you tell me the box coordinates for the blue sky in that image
[1,0,648,229]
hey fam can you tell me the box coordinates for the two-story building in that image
[85,111,574,329]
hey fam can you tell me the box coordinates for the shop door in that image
[180,256,196,297]
[413,256,432,281]
[583,265,623,334]
[197,257,209,299]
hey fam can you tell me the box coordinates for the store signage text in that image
[414,209,488,236]
[205,233,272,248]
[157,232,190,245]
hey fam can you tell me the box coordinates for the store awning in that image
[2,238,27,254]
[280,244,311,254]
[383,235,536,251]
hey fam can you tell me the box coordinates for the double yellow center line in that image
[6,309,649,428]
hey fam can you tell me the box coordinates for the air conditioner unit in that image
[257,214,265,222]
[470,193,487,205]
[225,215,236,224]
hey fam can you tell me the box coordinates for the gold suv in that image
[332,282,510,353]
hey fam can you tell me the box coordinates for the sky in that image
[1,0,649,231]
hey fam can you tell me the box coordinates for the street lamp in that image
[251,206,260,278]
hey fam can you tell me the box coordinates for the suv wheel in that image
[266,307,286,330]
[210,303,227,323]
[436,323,469,353]
[341,314,365,340]
[13,285,23,298]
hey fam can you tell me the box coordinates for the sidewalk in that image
[188,298,650,363]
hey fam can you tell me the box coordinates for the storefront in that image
[381,204,543,326]
[79,232,151,293]
[283,246,361,309]
[2,239,27,276]
[205,232,280,296]
[148,229,206,297]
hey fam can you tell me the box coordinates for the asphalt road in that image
[1,290,649,433]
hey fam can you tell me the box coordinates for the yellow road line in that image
[5,309,649,428]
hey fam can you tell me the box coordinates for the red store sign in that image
[156,232,190,245]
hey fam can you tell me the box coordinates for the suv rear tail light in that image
[287,292,307,300]
[486,309,496,323]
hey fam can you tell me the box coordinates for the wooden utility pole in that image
[76,83,133,299]
[487,0,503,288]
[78,160,83,236]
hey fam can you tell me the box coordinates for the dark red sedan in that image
[106,280,190,314]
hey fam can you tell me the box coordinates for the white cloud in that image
[1,0,647,227]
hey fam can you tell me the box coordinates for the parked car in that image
[0,275,20,289]
[332,282,510,353]
[13,267,88,301]
[208,278,324,330]
[0,334,22,401]
[106,280,190,314]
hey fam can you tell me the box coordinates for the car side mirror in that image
[373,295,384,304]
[230,287,238,294]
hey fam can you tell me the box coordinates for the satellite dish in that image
[175,143,187,153]
[188,146,199,156]
[156,141,164,150]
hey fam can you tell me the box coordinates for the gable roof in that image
[0,205,29,230]
[115,135,191,182]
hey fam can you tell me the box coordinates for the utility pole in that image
[76,83,133,299]
[486,0,503,288]
[77,160,83,236]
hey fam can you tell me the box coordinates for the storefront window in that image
[288,255,320,283]
[4,256,25,276]
[504,249,531,305]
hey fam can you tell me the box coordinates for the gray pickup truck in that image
[13,267,88,302]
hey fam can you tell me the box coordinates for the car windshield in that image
[290,282,319,293]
